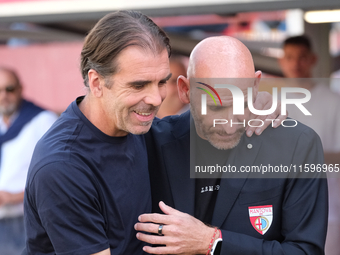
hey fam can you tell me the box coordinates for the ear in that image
[177,75,190,104]
[88,69,104,98]
[253,70,262,100]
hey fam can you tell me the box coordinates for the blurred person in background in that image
[279,35,340,255]
[0,67,58,255]
[279,35,340,158]
[279,35,317,79]
[157,55,189,118]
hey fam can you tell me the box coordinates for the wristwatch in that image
[210,230,222,255]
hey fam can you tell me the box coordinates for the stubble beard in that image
[191,104,245,150]
[121,104,160,135]
[203,127,245,150]
[0,102,17,116]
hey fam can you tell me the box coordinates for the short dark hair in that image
[283,35,313,51]
[0,66,21,87]
[80,10,171,88]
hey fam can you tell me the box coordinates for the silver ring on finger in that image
[158,224,164,236]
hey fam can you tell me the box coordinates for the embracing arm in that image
[135,201,216,254]
[245,91,287,137]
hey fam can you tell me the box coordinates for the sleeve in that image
[219,128,328,255]
[26,161,109,255]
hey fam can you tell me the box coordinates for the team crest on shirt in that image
[248,205,273,235]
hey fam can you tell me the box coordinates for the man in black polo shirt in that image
[23,11,172,255]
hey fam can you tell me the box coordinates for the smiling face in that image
[100,46,171,136]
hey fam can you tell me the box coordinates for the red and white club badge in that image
[248,205,273,235]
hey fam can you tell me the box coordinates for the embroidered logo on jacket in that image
[248,205,273,235]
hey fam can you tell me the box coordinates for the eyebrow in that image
[161,73,172,83]
[127,73,172,87]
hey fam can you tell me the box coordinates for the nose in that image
[291,58,300,69]
[222,111,241,135]
[144,84,166,107]
[222,120,239,135]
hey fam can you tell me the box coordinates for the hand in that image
[0,191,12,207]
[0,190,24,207]
[135,201,215,254]
[245,91,287,137]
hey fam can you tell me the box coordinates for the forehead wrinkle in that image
[116,46,169,76]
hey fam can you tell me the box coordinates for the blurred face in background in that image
[279,44,316,78]
[0,69,22,117]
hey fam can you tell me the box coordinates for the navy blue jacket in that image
[145,111,328,255]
